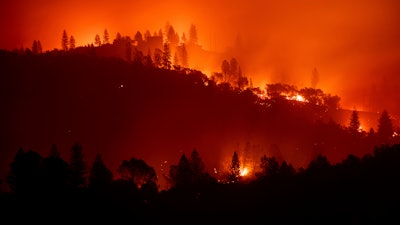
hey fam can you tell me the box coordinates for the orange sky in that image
[1,0,400,121]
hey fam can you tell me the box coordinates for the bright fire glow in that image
[240,167,249,177]
[295,94,305,102]
[358,125,363,133]
[285,94,307,103]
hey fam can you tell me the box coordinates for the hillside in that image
[0,50,397,190]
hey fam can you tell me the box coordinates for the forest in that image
[1,30,400,223]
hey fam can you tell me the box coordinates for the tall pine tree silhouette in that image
[69,142,87,189]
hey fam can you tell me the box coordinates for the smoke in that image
[1,0,400,118]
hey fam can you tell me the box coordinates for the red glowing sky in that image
[1,0,400,120]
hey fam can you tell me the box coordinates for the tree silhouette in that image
[190,149,205,175]
[89,153,113,191]
[32,40,39,54]
[69,142,87,189]
[166,150,213,189]
[181,32,187,43]
[189,24,198,45]
[49,144,60,158]
[377,110,394,142]
[189,148,206,184]
[62,29,69,51]
[237,67,249,90]
[299,87,324,105]
[162,42,171,69]
[103,29,109,44]
[258,155,279,178]
[118,157,158,190]
[349,109,360,133]
[6,148,25,193]
[153,48,162,68]
[6,148,44,194]
[43,145,70,193]
[229,58,238,79]
[228,151,240,183]
[69,35,76,49]
[167,164,178,188]
[180,43,188,67]
[167,25,179,48]
[134,31,143,44]
[126,41,132,61]
[144,30,151,40]
[173,52,179,67]
[176,154,192,188]
[279,160,296,176]
[143,48,153,66]
[114,32,122,44]
[95,34,101,46]
[221,59,230,82]
[307,154,331,174]
[37,40,42,53]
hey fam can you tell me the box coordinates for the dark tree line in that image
[56,24,193,71]
[2,142,400,223]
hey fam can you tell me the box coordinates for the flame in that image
[358,125,363,133]
[285,94,306,103]
[240,167,249,176]
[295,94,305,102]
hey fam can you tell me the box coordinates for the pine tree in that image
[181,43,188,68]
[259,155,279,177]
[377,110,393,142]
[32,40,39,54]
[221,60,230,82]
[176,154,192,188]
[6,149,44,194]
[49,144,60,158]
[228,151,240,183]
[94,34,101,46]
[144,48,153,66]
[181,33,187,43]
[189,148,206,184]
[349,109,360,132]
[103,29,109,44]
[89,153,113,190]
[44,144,69,192]
[134,31,143,43]
[154,48,162,68]
[37,40,42,53]
[69,142,87,189]
[6,148,25,192]
[173,52,179,67]
[62,29,69,51]
[189,24,198,45]
[162,42,171,69]
[144,30,151,41]
[69,35,76,49]
[114,32,122,44]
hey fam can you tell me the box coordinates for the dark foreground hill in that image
[1,144,400,224]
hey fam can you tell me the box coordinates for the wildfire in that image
[286,94,306,103]
[240,167,249,177]
[295,94,305,102]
